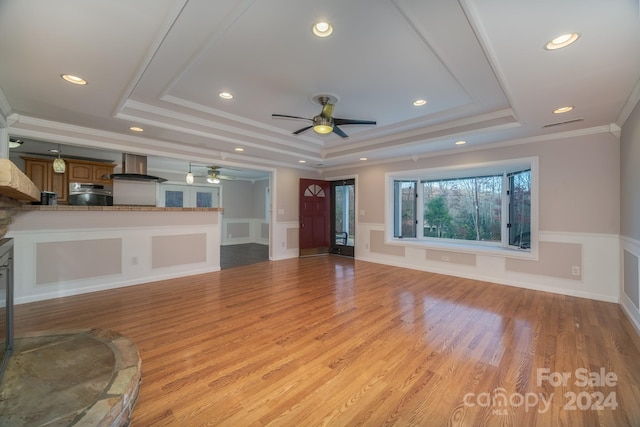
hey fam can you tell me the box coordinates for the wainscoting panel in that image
[356,223,619,302]
[35,238,122,285]
[624,249,639,309]
[286,227,298,250]
[505,241,582,280]
[370,230,405,257]
[271,221,298,260]
[221,218,268,246]
[621,236,640,334]
[426,249,476,266]
[151,233,207,269]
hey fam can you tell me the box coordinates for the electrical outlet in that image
[131,256,138,265]
[442,256,450,262]
[571,266,581,276]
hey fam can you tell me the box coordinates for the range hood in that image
[108,154,167,183]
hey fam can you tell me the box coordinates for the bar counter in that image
[18,205,223,212]
[8,204,222,304]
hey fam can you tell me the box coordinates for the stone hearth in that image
[0,329,141,426]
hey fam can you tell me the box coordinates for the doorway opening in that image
[330,179,355,257]
[298,178,355,258]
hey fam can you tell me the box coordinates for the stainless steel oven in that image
[68,183,113,206]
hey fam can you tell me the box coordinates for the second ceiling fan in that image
[188,164,235,183]
[272,94,376,138]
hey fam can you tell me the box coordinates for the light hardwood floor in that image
[13,256,640,426]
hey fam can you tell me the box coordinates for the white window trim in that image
[385,157,539,260]
[158,183,221,208]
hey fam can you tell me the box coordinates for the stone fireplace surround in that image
[0,329,141,426]
[0,159,141,426]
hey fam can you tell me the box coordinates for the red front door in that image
[299,179,330,256]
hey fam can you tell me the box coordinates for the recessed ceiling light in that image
[234,147,244,152]
[413,99,427,106]
[298,160,307,164]
[455,140,466,145]
[61,74,87,85]
[219,92,233,99]
[553,106,574,114]
[130,126,144,132]
[312,22,333,38]
[544,33,580,50]
[359,157,368,161]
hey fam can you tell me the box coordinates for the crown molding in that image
[0,88,12,127]
[617,77,640,127]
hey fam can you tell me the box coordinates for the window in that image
[165,190,184,208]
[507,170,531,248]
[393,180,417,238]
[388,158,535,252]
[423,174,503,242]
[159,184,220,208]
[195,191,213,208]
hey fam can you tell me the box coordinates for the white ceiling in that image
[1,0,639,176]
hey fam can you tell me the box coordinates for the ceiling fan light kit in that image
[206,166,226,184]
[313,116,333,134]
[8,137,23,149]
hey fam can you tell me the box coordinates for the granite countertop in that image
[18,205,223,212]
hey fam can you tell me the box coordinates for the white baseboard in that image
[14,266,221,305]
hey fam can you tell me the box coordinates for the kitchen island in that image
[8,205,223,303]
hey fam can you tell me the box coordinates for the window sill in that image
[388,237,537,260]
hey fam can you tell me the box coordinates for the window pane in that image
[334,183,355,246]
[422,175,502,242]
[508,170,531,248]
[165,190,184,207]
[394,180,417,237]
[195,191,212,208]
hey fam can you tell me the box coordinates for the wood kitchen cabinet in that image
[23,157,116,203]
[67,160,115,184]
[23,157,68,203]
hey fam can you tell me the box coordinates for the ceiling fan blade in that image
[272,114,312,121]
[321,103,334,119]
[333,118,377,126]
[332,125,348,138]
[293,125,314,135]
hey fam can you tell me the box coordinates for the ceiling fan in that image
[272,94,376,138]
[188,165,235,184]
[205,166,235,183]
